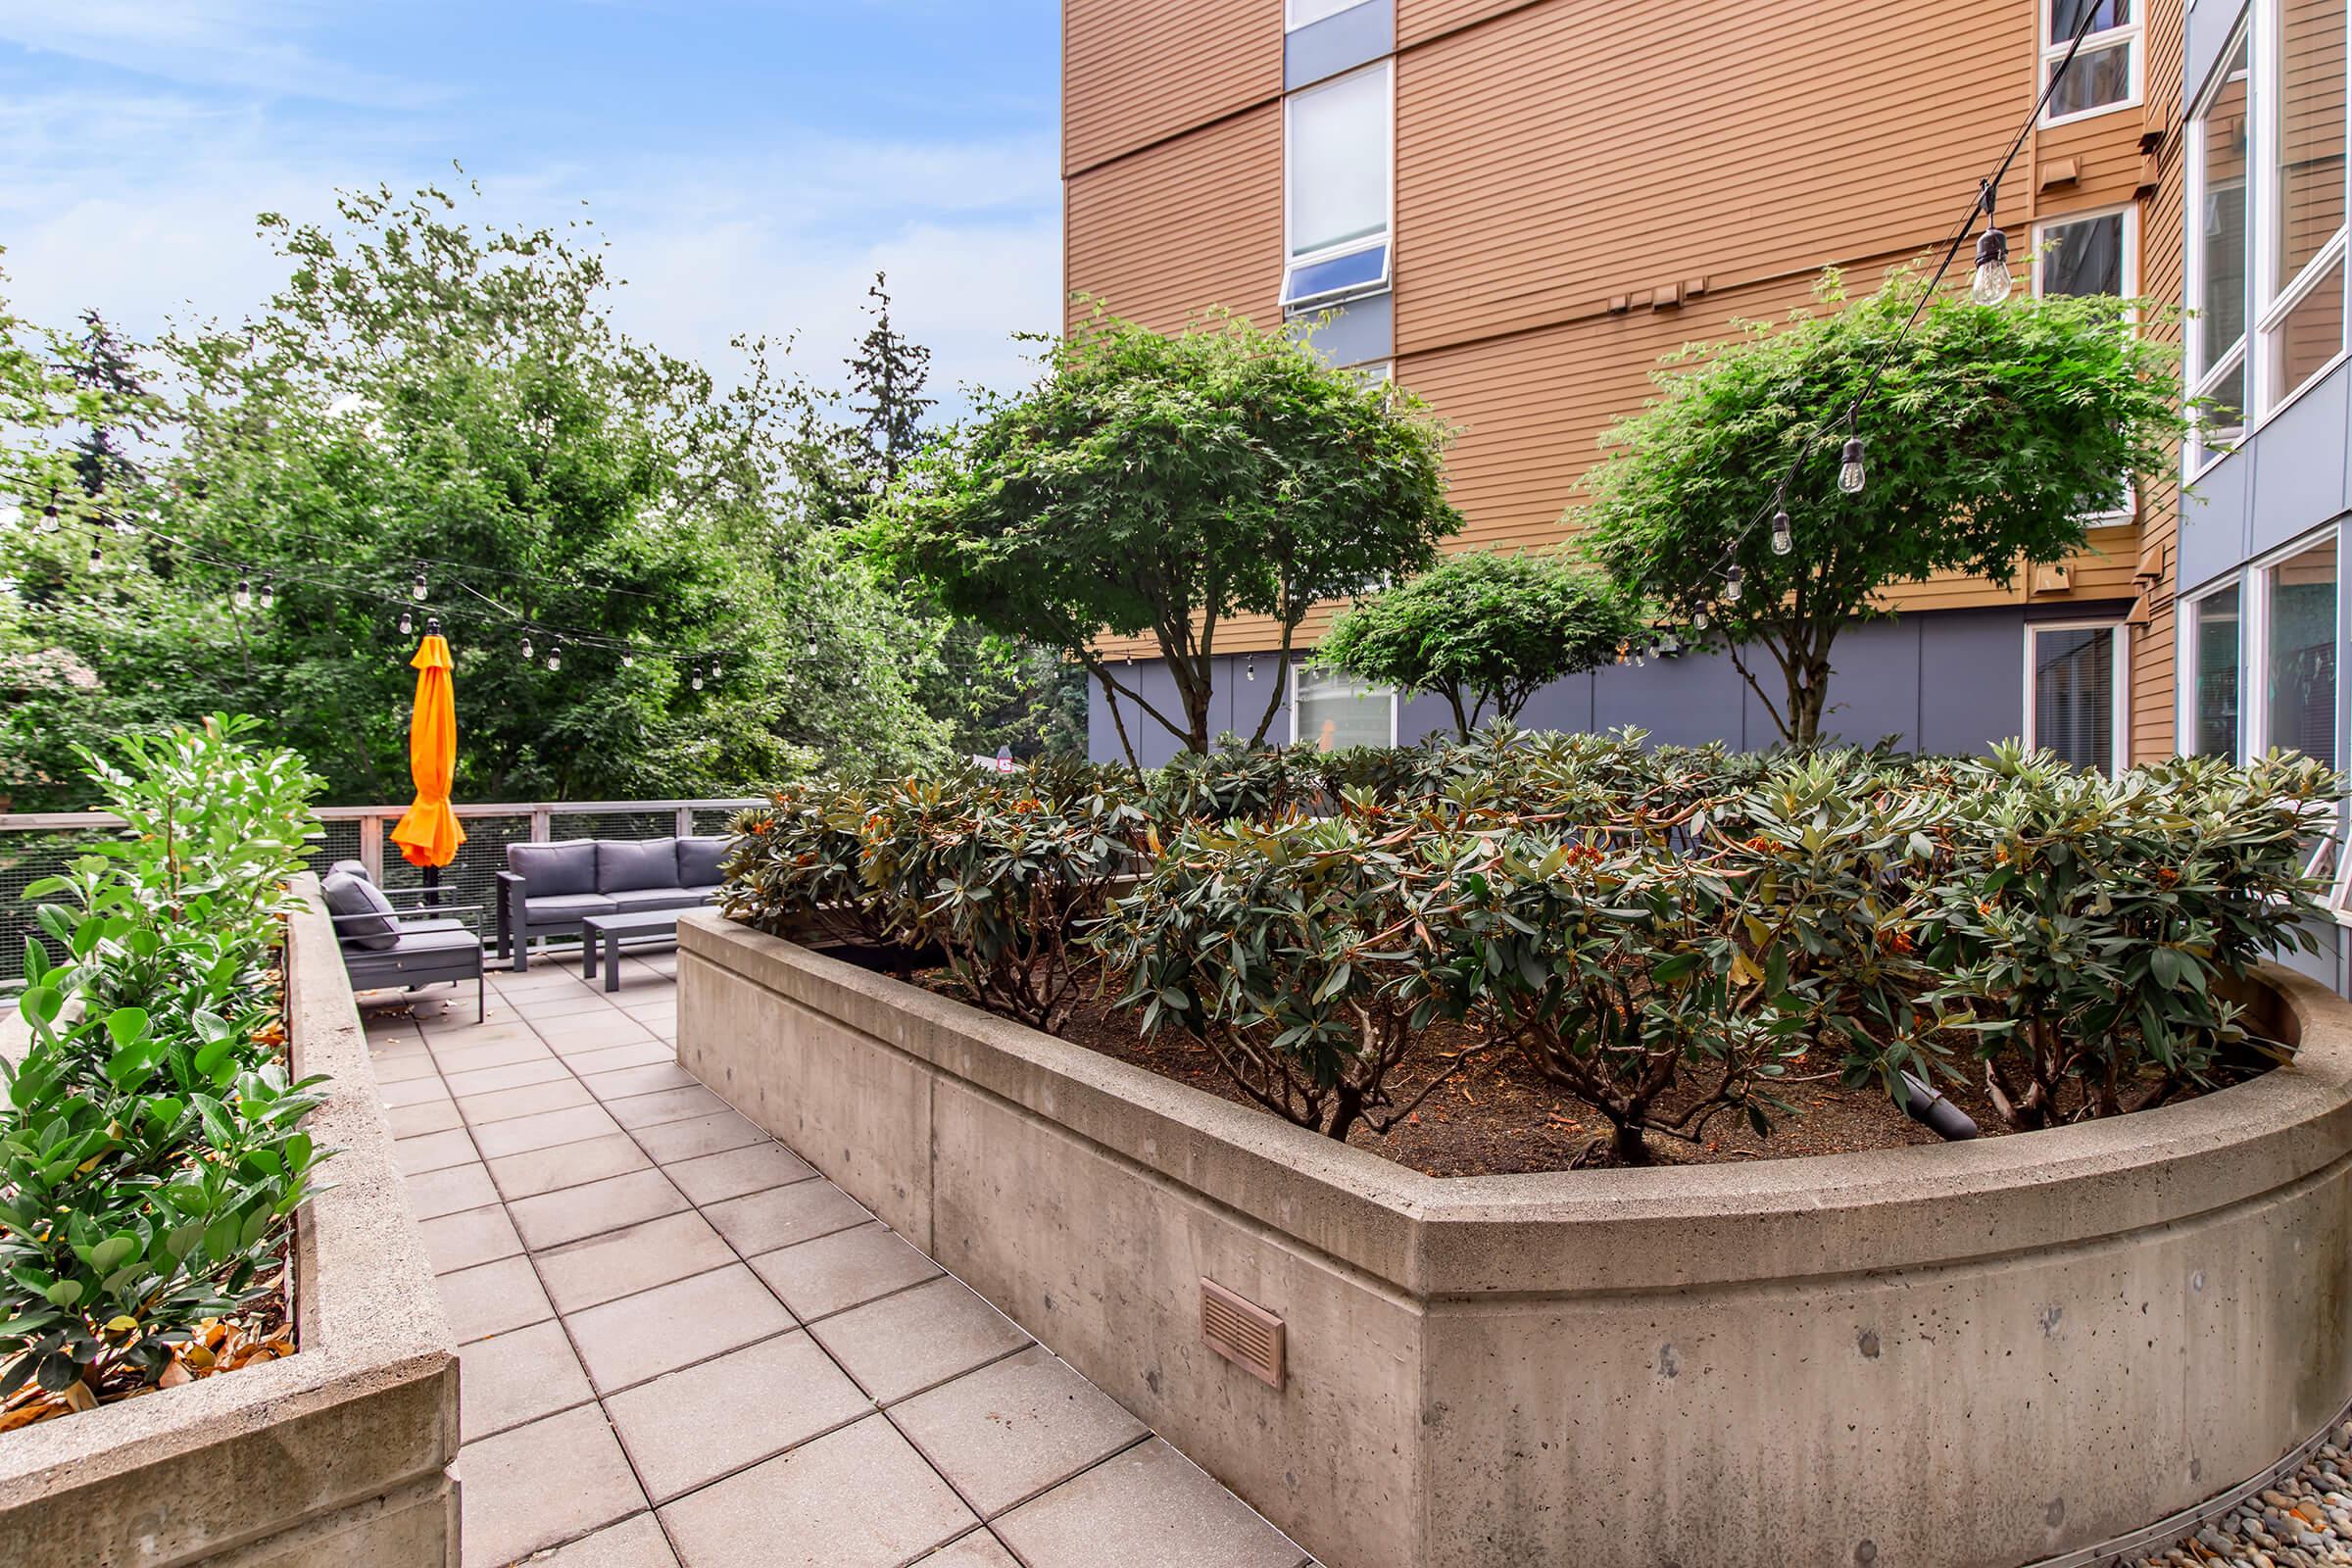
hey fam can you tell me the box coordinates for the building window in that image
[2034,207,2136,298]
[2190,30,2254,467]
[1286,0,1371,27]
[2188,583,2244,757]
[1294,665,1396,752]
[2042,0,2140,124]
[2188,7,2352,466]
[2179,526,2341,766]
[2267,535,2339,759]
[2025,622,2127,775]
[1283,62,1392,312]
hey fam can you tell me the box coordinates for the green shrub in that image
[1,716,328,1406]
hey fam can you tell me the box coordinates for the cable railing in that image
[0,798,760,984]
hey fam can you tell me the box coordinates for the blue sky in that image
[0,0,1063,402]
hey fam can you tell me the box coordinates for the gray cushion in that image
[606,888,704,913]
[509,840,598,899]
[676,836,729,888]
[597,837,678,894]
[328,859,371,883]
[680,884,722,903]
[323,871,400,952]
[393,916,468,936]
[384,926,484,956]
[520,892,616,921]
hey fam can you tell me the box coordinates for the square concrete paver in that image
[470,1102,626,1159]
[566,1263,795,1394]
[748,1223,940,1322]
[386,1099,466,1138]
[808,1277,1031,1403]
[581,1061,702,1102]
[631,1109,769,1163]
[537,1211,737,1313]
[608,1084,732,1130]
[527,1514,677,1568]
[458,1403,647,1568]
[564,1039,681,1075]
[457,1317,595,1440]
[913,1535,1022,1567]
[702,1181,868,1255]
[417,1202,524,1275]
[892,1347,1149,1517]
[402,1161,500,1221]
[657,1414,976,1568]
[460,1077,597,1124]
[664,1142,815,1204]
[488,1132,652,1200]
[442,1056,570,1096]
[605,1330,870,1502]
[438,1254,555,1344]
[993,1439,1307,1568]
[508,1168,690,1250]
[394,1127,479,1177]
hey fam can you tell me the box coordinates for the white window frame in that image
[1285,0,1372,29]
[1291,663,1398,750]
[2033,203,2141,518]
[2176,520,2344,765]
[2022,619,2132,776]
[2039,0,2144,128]
[1282,59,1396,314]
[2184,6,2352,475]
[2178,578,2247,760]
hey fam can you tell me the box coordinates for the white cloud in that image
[0,0,437,108]
[0,85,1062,411]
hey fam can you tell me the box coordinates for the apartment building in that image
[1066,0,2196,767]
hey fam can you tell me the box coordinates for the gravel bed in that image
[2134,1425,2352,1566]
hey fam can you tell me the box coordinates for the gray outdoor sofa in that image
[496,835,728,971]
[320,860,487,1021]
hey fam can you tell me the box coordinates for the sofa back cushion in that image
[597,836,678,894]
[508,840,599,900]
[676,836,729,889]
[328,859,372,883]
[322,870,400,952]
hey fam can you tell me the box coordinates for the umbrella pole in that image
[423,865,442,908]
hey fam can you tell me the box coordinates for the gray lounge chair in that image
[322,868,486,1022]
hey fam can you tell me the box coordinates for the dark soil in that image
[898,963,2252,1176]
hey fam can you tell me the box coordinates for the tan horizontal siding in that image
[1065,103,1284,334]
[1064,0,1282,175]
[2130,0,2189,762]
[1396,0,1529,47]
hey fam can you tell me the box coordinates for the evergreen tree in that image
[840,273,935,492]
[65,311,152,504]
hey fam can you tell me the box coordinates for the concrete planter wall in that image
[0,885,460,1568]
[679,911,2352,1568]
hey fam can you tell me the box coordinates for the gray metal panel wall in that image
[1290,291,1395,367]
[2249,366,2352,561]
[1286,0,1394,89]
[2185,0,2247,103]
[2180,446,2257,594]
[1088,605,2050,761]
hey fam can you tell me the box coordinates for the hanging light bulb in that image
[1722,564,1744,604]
[1692,606,1711,631]
[805,635,817,659]
[710,656,724,680]
[546,641,563,672]
[520,633,534,662]
[400,609,413,636]
[1771,509,1794,557]
[1838,416,1867,496]
[86,541,103,572]
[691,662,706,691]
[259,574,275,611]
[411,564,428,602]
[1247,655,1256,682]
[234,570,253,611]
[1971,181,2013,306]
[621,651,635,668]
[39,503,60,535]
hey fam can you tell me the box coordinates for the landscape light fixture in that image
[1970,181,2013,306]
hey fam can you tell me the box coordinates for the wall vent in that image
[1200,1279,1285,1390]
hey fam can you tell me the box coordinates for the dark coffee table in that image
[579,908,684,992]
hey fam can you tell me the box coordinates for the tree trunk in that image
[1611,1117,1650,1165]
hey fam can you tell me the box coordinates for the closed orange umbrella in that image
[389,625,466,870]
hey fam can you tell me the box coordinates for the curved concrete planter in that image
[0,884,460,1568]
[678,911,2352,1568]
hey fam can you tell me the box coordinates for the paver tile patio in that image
[372,957,1308,1568]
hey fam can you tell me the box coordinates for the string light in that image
[411,564,428,603]
[710,656,723,680]
[691,663,706,691]
[805,635,817,659]
[39,503,59,535]
[86,540,103,572]
[1970,181,2014,306]
[621,651,635,668]
[520,633,534,662]
[259,574,275,611]
[233,570,253,611]
[1838,412,1867,495]
[1770,509,1793,557]
[1692,606,1711,631]
[546,641,564,672]
[1722,565,1743,604]
[399,609,413,636]
[1246,655,1256,682]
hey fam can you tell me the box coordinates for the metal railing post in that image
[359,815,384,882]
[530,808,553,844]
[675,806,695,839]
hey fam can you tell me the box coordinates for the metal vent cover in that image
[1200,1278,1284,1390]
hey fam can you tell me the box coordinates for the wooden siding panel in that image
[1396,0,1528,48]
[1063,0,1282,176]
[1394,1,2034,355]
[1064,104,1285,334]
[2131,0,2189,762]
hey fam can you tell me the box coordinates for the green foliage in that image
[1,716,328,1403]
[1582,269,2188,743]
[1316,552,1643,737]
[869,310,1462,760]
[721,731,2340,1159]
